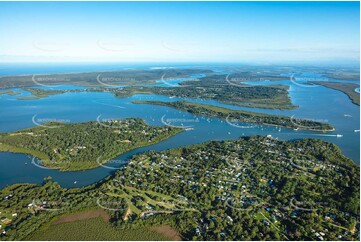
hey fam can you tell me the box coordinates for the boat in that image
[336,134,343,138]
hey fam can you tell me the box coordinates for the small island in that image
[133,100,335,132]
[0,118,183,171]
[17,88,66,100]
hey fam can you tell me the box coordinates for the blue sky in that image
[0,1,359,63]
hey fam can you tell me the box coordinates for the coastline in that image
[313,81,360,106]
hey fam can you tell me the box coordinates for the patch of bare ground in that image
[52,209,110,225]
[149,225,182,241]
[123,206,132,221]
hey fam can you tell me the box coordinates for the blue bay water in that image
[0,66,359,189]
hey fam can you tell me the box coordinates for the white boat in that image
[336,134,343,138]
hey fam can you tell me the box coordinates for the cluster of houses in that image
[112,136,356,240]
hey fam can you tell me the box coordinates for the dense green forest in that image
[0,119,182,171]
[0,136,358,240]
[133,100,334,131]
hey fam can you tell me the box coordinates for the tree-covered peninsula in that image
[0,119,182,171]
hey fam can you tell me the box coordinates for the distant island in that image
[0,69,297,110]
[114,74,296,110]
[0,69,212,88]
[17,88,66,100]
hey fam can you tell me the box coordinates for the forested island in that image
[14,78,295,109]
[16,84,293,111]
[0,68,297,110]
[133,100,334,132]
[113,74,295,110]
[17,88,66,100]
[0,119,182,171]
[0,136,358,240]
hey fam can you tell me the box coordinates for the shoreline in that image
[312,81,360,106]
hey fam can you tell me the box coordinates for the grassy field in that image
[28,217,170,241]
[314,81,360,106]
